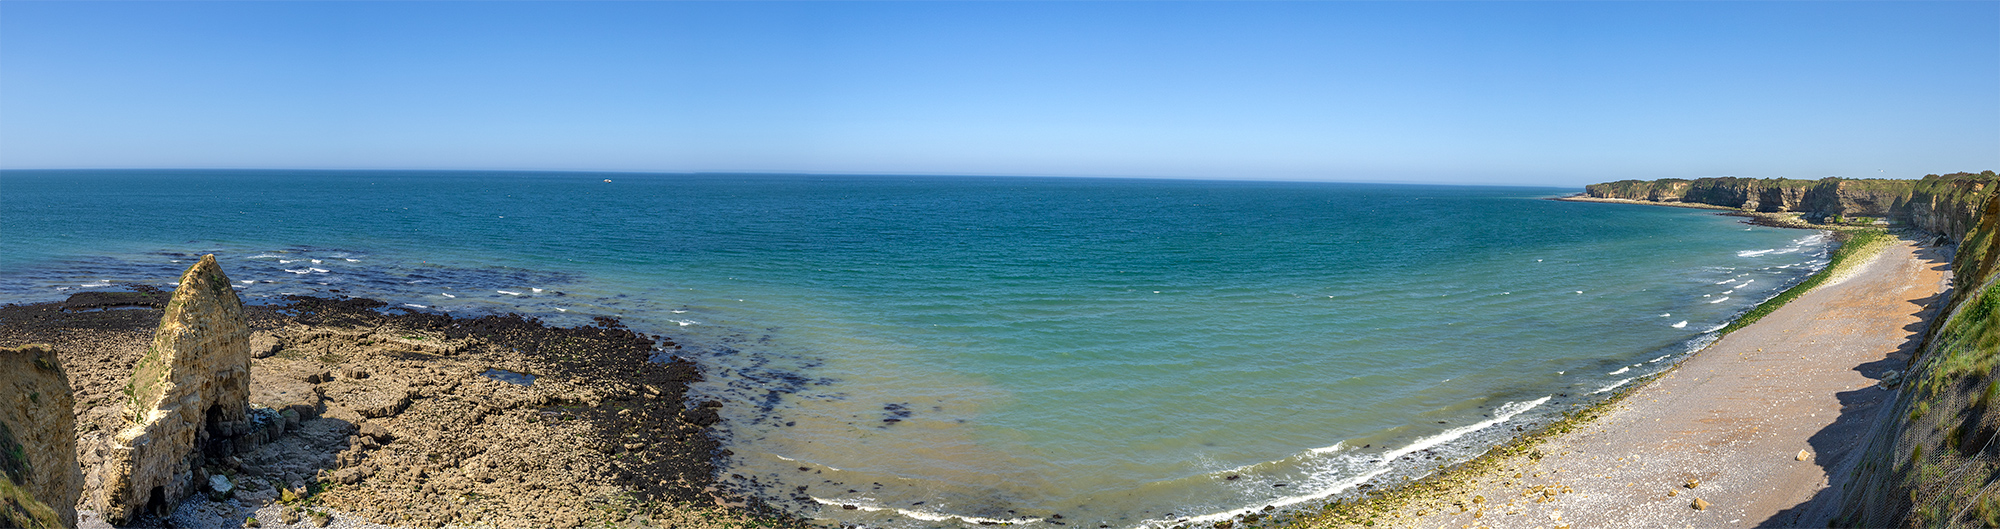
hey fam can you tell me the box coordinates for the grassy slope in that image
[1835,179,2000,528]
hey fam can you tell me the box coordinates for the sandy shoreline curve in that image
[1284,228,1948,528]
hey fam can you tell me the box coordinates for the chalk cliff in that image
[93,254,253,524]
[1,344,79,529]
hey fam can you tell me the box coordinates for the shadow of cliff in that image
[1758,238,1953,528]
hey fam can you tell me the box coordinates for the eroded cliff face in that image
[1829,181,2000,527]
[1584,176,1913,217]
[1,344,79,529]
[1906,172,1999,242]
[94,254,253,524]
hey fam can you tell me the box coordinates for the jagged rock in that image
[249,331,281,359]
[1692,497,1710,511]
[94,255,253,524]
[208,474,234,500]
[321,377,412,419]
[357,422,393,444]
[1,344,81,529]
[250,360,323,421]
[1797,449,1812,461]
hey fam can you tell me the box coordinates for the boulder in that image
[321,377,413,419]
[249,331,282,359]
[250,359,323,421]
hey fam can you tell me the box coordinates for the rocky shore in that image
[0,259,801,528]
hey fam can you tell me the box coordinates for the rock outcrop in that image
[93,254,254,524]
[1906,171,1999,242]
[1,344,79,529]
[1583,176,1915,218]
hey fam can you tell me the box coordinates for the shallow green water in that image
[0,170,1828,526]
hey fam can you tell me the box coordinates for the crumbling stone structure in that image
[1,344,80,528]
[94,255,253,523]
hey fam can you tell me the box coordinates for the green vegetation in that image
[0,477,63,529]
[1272,374,1654,529]
[1719,229,1892,335]
[1920,280,2000,392]
[123,346,167,423]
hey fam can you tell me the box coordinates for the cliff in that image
[93,254,255,524]
[1907,172,2000,242]
[1583,176,1915,218]
[1,344,79,529]
[1829,183,2000,526]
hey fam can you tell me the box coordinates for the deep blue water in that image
[0,170,1829,527]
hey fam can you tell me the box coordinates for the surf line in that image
[1139,395,1554,528]
[808,497,1043,526]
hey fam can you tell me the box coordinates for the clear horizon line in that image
[0,166,1591,189]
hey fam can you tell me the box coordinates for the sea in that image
[0,170,1832,527]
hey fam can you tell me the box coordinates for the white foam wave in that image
[285,268,311,274]
[673,320,699,327]
[240,280,256,285]
[440,293,456,298]
[404,304,427,309]
[344,258,360,262]
[278,259,296,264]
[808,498,1039,525]
[1704,324,1726,332]
[772,454,842,471]
[1591,378,1634,394]
[531,288,544,293]
[1671,321,1688,329]
[309,268,330,273]
[1165,396,1553,527]
[1660,313,1672,317]
[248,254,281,259]
[1709,296,1729,304]
[497,290,522,296]
[1650,354,1671,363]
[1307,440,1346,455]
[1738,249,1776,257]
[1609,366,1631,375]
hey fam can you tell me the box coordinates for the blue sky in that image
[1,1,1994,186]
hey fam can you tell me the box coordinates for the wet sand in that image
[1373,236,1950,528]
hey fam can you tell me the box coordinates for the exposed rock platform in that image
[0,289,801,528]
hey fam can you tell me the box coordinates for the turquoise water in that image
[0,170,1829,527]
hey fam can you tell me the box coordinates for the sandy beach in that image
[1336,235,1951,528]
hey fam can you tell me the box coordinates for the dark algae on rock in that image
[1,279,809,528]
